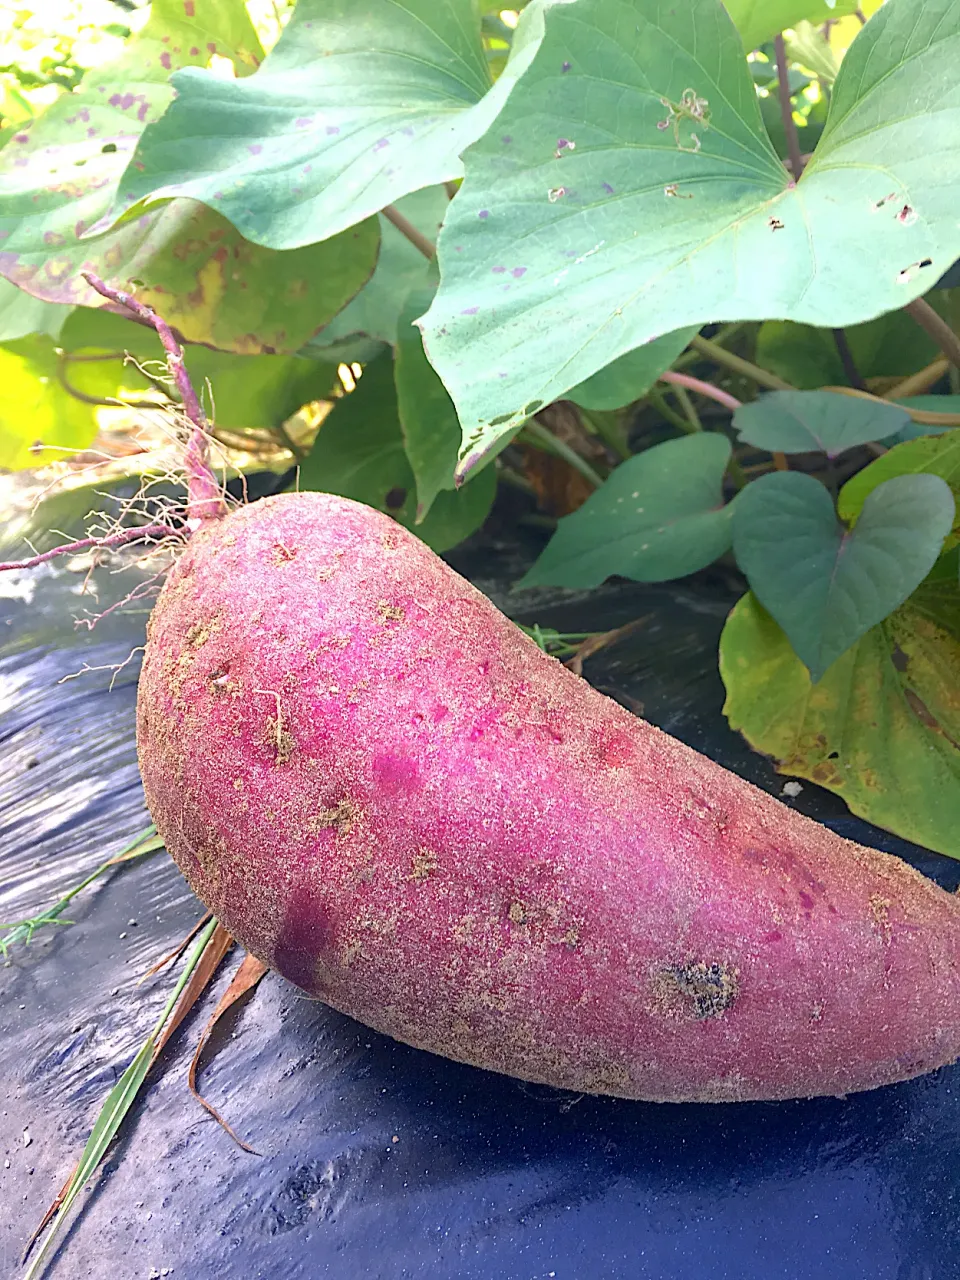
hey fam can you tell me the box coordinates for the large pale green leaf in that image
[395,286,463,521]
[720,577,960,859]
[421,0,960,477]
[300,353,495,552]
[520,433,733,588]
[724,0,859,52]
[109,0,544,249]
[0,0,377,353]
[733,390,908,457]
[732,471,955,681]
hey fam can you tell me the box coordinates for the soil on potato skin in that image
[137,493,960,1104]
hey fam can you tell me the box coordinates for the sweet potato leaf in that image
[421,0,960,476]
[520,433,733,588]
[299,353,495,552]
[567,328,698,413]
[0,0,377,353]
[109,0,544,248]
[733,391,909,458]
[838,432,960,539]
[720,576,960,859]
[395,286,463,521]
[732,471,955,681]
[724,0,859,52]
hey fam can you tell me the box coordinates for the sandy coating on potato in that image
[138,493,960,1103]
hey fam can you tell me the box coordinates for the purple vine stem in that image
[0,525,180,574]
[81,272,226,527]
[658,370,742,412]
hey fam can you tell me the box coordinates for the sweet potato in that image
[137,492,960,1103]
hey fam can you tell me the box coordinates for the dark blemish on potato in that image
[409,849,438,881]
[267,716,295,765]
[870,893,892,942]
[310,798,359,835]
[377,601,405,626]
[272,541,298,564]
[186,622,210,648]
[508,901,528,925]
[654,961,740,1020]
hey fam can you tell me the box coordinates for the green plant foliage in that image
[57,306,339,431]
[784,22,841,85]
[520,433,733,588]
[299,353,495,552]
[720,576,960,859]
[422,0,960,475]
[395,286,463,521]
[566,328,699,412]
[732,471,955,681]
[837,431,960,539]
[0,279,71,342]
[312,187,450,347]
[111,0,542,249]
[755,302,955,388]
[733,390,909,457]
[0,334,122,469]
[723,0,859,52]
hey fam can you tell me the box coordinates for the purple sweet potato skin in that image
[137,493,960,1102]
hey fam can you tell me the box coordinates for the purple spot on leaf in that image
[562,61,572,72]
[502,135,512,144]
[295,116,313,128]
[461,306,479,315]
[602,182,614,194]
[325,125,339,135]
[214,191,224,199]
[160,52,172,69]
[14,133,29,143]
[511,267,526,278]
[87,127,97,137]
[374,138,389,152]
[43,231,65,246]
[401,126,414,137]
[190,46,199,56]
[248,143,262,154]
[303,163,312,173]
[492,265,506,274]
[478,210,489,219]
[207,42,217,53]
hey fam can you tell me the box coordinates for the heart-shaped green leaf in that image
[567,327,698,413]
[109,0,544,249]
[732,470,955,681]
[421,0,960,475]
[733,390,910,457]
[299,353,495,552]
[519,433,732,588]
[720,567,960,858]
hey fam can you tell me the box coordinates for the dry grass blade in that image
[188,952,270,1154]
[565,618,648,677]
[23,918,219,1280]
[139,911,213,982]
[149,922,234,1065]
